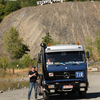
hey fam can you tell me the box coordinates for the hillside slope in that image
[0,2,100,58]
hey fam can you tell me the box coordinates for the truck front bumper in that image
[43,81,88,93]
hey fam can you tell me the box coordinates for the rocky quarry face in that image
[0,2,100,58]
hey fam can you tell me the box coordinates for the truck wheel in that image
[78,91,86,98]
[43,91,49,100]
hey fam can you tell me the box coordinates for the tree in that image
[0,4,5,15]
[30,0,37,6]
[0,57,8,71]
[3,27,30,59]
[21,0,37,7]
[0,0,6,5]
[20,54,31,67]
[0,4,5,22]
[21,0,29,7]
[9,59,20,74]
[42,32,54,46]
[5,0,21,15]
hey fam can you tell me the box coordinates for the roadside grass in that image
[0,69,7,77]
[0,68,31,91]
[0,65,40,91]
[0,81,29,91]
[0,64,40,80]
[0,68,31,79]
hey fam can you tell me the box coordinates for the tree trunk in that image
[13,68,14,74]
[4,68,6,71]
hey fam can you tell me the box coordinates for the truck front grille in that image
[54,71,75,80]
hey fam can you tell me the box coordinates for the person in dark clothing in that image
[28,65,39,100]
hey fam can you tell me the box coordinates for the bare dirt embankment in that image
[0,2,100,57]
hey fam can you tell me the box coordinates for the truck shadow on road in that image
[49,92,100,100]
[38,92,100,100]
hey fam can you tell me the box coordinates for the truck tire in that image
[43,91,49,100]
[78,91,86,98]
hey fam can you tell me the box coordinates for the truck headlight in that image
[80,83,86,87]
[48,85,55,88]
[49,73,54,77]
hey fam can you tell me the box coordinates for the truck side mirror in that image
[86,51,90,59]
[40,43,46,47]
[38,53,41,63]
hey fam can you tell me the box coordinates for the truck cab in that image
[37,43,89,100]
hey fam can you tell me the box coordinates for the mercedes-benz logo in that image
[63,72,70,79]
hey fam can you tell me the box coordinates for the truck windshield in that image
[46,51,85,63]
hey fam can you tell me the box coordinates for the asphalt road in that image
[0,72,100,100]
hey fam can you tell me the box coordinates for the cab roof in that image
[45,45,84,53]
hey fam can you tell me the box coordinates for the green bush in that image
[0,69,7,77]
[20,54,31,68]
[5,0,21,15]
[0,4,5,15]
[0,0,6,5]
[0,57,8,70]
[95,29,100,55]
[21,0,37,7]
[21,1,29,7]
[31,59,38,67]
[86,36,93,57]
[0,4,5,22]
[3,54,31,69]
[8,59,20,69]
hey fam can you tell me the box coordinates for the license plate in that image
[76,71,84,78]
[62,85,73,89]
